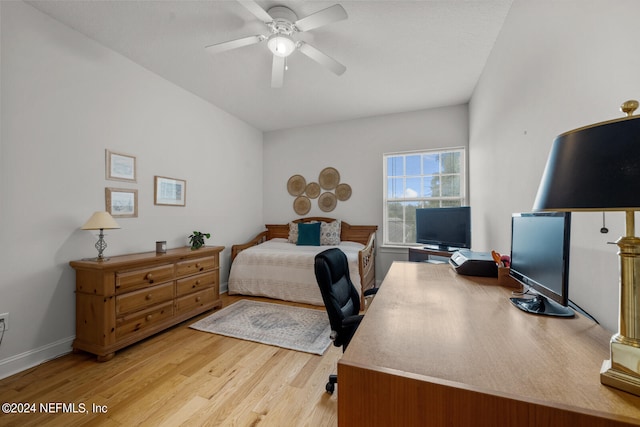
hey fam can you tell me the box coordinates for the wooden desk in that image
[338,262,640,426]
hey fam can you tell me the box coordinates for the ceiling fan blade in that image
[238,0,273,23]
[271,55,285,88]
[298,42,346,76]
[295,4,347,32]
[205,35,264,55]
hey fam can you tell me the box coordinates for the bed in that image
[228,217,377,307]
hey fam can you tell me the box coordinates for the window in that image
[383,148,466,245]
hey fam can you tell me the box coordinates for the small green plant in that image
[188,231,210,250]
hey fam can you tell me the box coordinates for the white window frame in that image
[382,147,467,246]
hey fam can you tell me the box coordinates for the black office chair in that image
[314,248,377,394]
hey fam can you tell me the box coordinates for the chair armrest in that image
[337,314,365,350]
[364,287,378,297]
[342,314,364,328]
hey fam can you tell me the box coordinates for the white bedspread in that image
[228,238,364,306]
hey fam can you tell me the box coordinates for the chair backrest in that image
[314,248,361,346]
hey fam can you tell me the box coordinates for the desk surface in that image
[338,262,640,426]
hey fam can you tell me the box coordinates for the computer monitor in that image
[509,212,574,317]
[415,206,471,251]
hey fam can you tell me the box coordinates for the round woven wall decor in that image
[335,183,352,201]
[305,182,321,199]
[293,196,311,215]
[319,167,340,190]
[287,175,306,196]
[318,192,337,212]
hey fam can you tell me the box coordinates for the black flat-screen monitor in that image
[509,212,574,317]
[415,206,471,251]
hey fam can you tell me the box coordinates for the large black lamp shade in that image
[534,115,640,211]
[533,100,640,398]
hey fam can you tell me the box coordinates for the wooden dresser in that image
[69,246,224,361]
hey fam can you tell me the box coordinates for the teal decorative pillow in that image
[297,222,321,246]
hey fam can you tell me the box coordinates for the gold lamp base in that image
[600,338,640,396]
[600,218,640,397]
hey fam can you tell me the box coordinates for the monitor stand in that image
[510,295,574,318]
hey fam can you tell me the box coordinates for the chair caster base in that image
[326,374,337,394]
[325,381,335,394]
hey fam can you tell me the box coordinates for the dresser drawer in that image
[175,256,217,278]
[116,264,174,294]
[116,301,174,340]
[176,271,217,296]
[176,287,215,315]
[116,282,174,315]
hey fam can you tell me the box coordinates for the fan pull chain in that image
[601,212,609,234]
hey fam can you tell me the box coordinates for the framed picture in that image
[154,176,186,206]
[105,188,138,218]
[106,150,136,182]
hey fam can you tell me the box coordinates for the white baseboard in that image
[0,336,74,380]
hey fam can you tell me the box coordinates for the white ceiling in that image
[27,0,513,132]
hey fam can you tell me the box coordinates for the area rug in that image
[189,300,332,355]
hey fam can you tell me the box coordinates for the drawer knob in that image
[195,263,201,269]
[146,315,152,322]
[146,273,154,282]
[196,296,201,302]
[195,280,201,285]
[145,294,152,300]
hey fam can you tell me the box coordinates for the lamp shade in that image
[81,211,120,230]
[533,115,640,211]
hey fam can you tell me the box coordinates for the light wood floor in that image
[0,294,341,427]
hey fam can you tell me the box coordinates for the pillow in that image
[288,222,298,243]
[320,220,341,245]
[297,222,321,246]
[289,221,320,243]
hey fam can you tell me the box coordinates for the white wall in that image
[0,1,263,378]
[263,105,469,279]
[469,0,640,332]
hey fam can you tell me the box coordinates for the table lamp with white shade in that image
[81,211,120,261]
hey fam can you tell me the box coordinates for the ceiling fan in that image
[206,0,348,88]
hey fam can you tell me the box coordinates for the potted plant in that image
[188,231,210,250]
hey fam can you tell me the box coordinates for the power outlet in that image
[0,313,8,331]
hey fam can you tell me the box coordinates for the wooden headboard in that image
[265,217,377,246]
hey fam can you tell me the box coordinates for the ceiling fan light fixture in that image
[267,34,296,57]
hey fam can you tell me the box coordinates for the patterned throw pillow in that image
[320,220,341,245]
[288,222,298,243]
